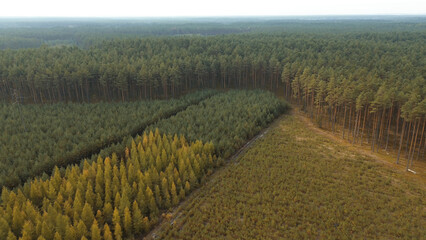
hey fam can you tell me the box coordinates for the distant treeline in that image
[0,17,425,49]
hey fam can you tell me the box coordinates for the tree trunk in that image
[352,110,359,144]
[409,119,421,168]
[415,118,425,161]
[372,112,377,151]
[348,106,352,141]
[394,107,401,150]
[377,108,386,151]
[342,105,347,139]
[406,119,419,170]
[405,122,412,159]
[360,105,368,146]
[385,105,393,151]
[397,120,406,164]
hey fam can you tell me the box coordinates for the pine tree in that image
[103,224,113,240]
[53,232,62,240]
[80,203,95,230]
[103,203,113,224]
[132,201,143,235]
[64,225,76,240]
[11,205,24,236]
[41,220,54,240]
[123,207,132,236]
[0,217,10,240]
[145,187,158,216]
[170,182,179,206]
[95,210,104,227]
[112,208,120,229]
[184,181,191,194]
[114,223,122,240]
[21,221,35,240]
[75,220,88,239]
[6,231,17,240]
[142,217,150,233]
[91,220,101,240]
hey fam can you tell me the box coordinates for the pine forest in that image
[0,17,425,239]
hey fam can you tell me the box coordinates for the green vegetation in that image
[0,90,216,189]
[148,90,288,158]
[0,90,287,239]
[0,27,424,165]
[0,20,424,166]
[0,130,217,240]
[153,115,426,239]
[0,17,424,239]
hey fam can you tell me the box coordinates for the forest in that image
[0,90,216,189]
[0,17,425,239]
[0,90,288,239]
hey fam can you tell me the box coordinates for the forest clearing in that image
[146,112,425,239]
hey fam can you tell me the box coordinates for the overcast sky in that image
[1,0,425,17]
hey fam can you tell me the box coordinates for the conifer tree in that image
[7,231,17,240]
[132,201,143,235]
[170,182,179,206]
[0,217,10,240]
[80,203,95,230]
[142,217,150,233]
[91,220,101,240]
[102,203,113,224]
[103,224,113,240]
[64,225,76,240]
[112,208,120,229]
[53,232,62,240]
[75,220,88,239]
[123,207,132,236]
[21,221,35,240]
[114,223,122,240]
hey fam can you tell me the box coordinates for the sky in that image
[0,0,425,17]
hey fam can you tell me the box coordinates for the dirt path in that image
[294,109,426,185]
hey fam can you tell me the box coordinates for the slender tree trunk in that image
[377,108,386,150]
[342,105,347,139]
[360,105,368,146]
[409,119,421,168]
[372,112,377,151]
[348,106,352,141]
[405,122,412,159]
[352,110,359,144]
[394,107,401,150]
[385,105,393,151]
[397,120,406,164]
[415,118,425,161]
[407,119,419,170]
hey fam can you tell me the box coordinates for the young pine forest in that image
[0,18,425,239]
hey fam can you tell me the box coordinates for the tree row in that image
[0,130,218,240]
[0,90,216,189]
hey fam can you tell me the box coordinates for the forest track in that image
[142,114,286,240]
[294,108,426,187]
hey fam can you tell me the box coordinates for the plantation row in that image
[0,90,288,239]
[0,90,216,189]
[147,90,287,158]
[152,115,426,239]
[93,90,289,162]
[0,131,217,240]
